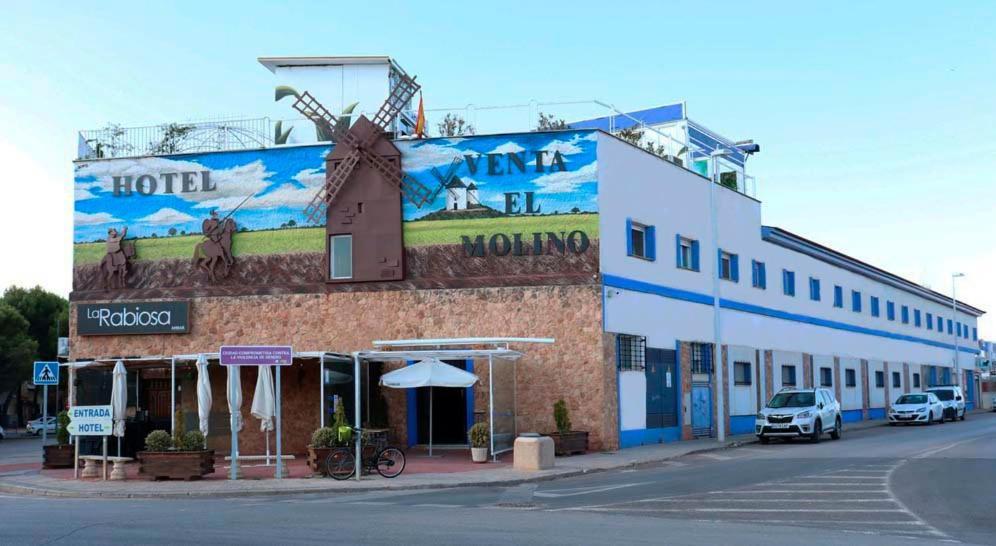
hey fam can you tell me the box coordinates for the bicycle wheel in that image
[376,447,406,478]
[326,448,356,480]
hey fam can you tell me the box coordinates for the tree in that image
[168,227,178,237]
[436,113,475,137]
[536,112,568,131]
[2,286,67,362]
[287,219,297,227]
[0,303,37,425]
[615,126,643,146]
[148,123,195,155]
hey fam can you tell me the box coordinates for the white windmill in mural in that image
[445,176,468,211]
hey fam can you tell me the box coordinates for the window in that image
[901,305,909,324]
[691,343,713,374]
[820,367,833,387]
[974,327,978,341]
[781,365,797,387]
[329,234,353,279]
[833,285,843,308]
[914,309,921,328]
[875,370,884,388]
[870,296,880,317]
[852,290,862,313]
[734,361,752,385]
[782,270,796,297]
[845,368,856,387]
[809,277,821,301]
[887,301,896,321]
[926,313,933,330]
[676,235,699,271]
[751,260,766,289]
[616,335,646,371]
[892,371,901,388]
[627,219,655,260]
[719,250,739,282]
[913,373,921,388]
[947,319,953,334]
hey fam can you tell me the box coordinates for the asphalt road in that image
[2,413,994,545]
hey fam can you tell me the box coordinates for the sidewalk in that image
[0,419,888,499]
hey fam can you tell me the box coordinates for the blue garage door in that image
[646,348,678,428]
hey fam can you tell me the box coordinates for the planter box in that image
[547,431,588,456]
[43,444,74,469]
[137,450,215,480]
[307,446,334,475]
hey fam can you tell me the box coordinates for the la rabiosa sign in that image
[77,301,190,335]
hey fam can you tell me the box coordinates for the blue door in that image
[965,371,975,410]
[646,348,678,428]
[691,384,712,438]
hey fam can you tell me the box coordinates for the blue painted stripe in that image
[729,415,755,436]
[868,408,887,420]
[603,273,977,354]
[841,409,863,423]
[620,426,682,448]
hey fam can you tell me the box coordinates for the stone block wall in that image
[70,283,610,454]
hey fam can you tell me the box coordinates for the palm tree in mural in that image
[275,86,358,143]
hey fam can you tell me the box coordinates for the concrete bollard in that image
[513,435,555,471]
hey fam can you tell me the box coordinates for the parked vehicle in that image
[888,393,944,425]
[756,388,842,444]
[925,386,966,421]
[0,424,5,440]
[26,416,57,435]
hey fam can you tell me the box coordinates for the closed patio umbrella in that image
[251,366,275,464]
[379,358,479,456]
[111,360,127,457]
[196,354,212,445]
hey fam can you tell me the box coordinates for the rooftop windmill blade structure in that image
[295,69,433,224]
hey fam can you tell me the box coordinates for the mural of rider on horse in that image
[100,226,135,289]
[193,209,237,281]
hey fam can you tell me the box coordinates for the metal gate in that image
[646,348,678,428]
[691,384,712,437]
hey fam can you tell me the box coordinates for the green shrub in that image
[468,422,489,448]
[331,397,352,446]
[553,399,571,435]
[178,430,205,451]
[311,427,337,449]
[56,410,70,446]
[145,430,172,452]
[172,409,185,448]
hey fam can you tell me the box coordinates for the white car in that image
[925,386,966,421]
[889,393,944,425]
[26,416,57,435]
[756,388,842,444]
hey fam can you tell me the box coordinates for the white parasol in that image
[196,354,212,442]
[111,360,127,456]
[251,366,276,464]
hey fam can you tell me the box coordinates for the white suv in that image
[756,388,842,444]
[925,386,966,421]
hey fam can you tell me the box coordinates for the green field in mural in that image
[73,213,600,266]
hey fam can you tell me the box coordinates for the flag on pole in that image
[414,92,427,138]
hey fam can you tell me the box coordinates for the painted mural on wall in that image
[72,130,598,294]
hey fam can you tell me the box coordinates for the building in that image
[68,57,984,457]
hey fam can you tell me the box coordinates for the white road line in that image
[534,481,653,498]
[660,460,687,467]
[413,503,461,508]
[724,489,888,494]
[913,433,989,459]
[885,462,949,538]
[635,498,897,503]
[801,476,888,480]
[348,501,395,506]
[725,519,927,526]
[575,507,908,513]
[696,453,732,461]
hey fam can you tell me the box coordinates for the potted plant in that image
[468,422,489,463]
[547,399,588,456]
[137,429,215,480]
[308,398,352,475]
[42,410,74,469]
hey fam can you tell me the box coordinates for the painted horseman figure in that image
[193,210,236,282]
[100,226,135,289]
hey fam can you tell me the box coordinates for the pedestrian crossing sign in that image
[33,361,59,386]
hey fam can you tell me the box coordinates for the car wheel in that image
[830,418,842,440]
[960,410,966,421]
[759,435,769,444]
[927,412,934,425]
[810,420,822,443]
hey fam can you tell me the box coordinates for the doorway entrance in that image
[414,360,472,446]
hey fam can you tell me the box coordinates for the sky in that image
[1,1,994,333]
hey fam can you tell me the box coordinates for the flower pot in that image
[471,446,488,463]
[43,444,74,469]
[307,446,334,475]
[137,450,215,480]
[547,431,588,456]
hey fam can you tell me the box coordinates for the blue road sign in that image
[33,361,59,386]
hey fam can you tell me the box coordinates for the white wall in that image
[840,357,863,410]
[772,351,803,390]
[619,370,647,431]
[813,354,835,391]
[890,366,906,403]
[728,345,757,415]
[869,360,886,408]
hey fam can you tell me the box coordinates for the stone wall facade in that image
[69,283,612,454]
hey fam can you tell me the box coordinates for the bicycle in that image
[325,427,406,480]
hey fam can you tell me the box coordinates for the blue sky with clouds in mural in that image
[73,130,598,243]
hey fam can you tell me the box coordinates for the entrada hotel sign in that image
[77,301,190,335]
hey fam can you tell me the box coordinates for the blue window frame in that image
[675,234,699,271]
[870,296,880,317]
[901,305,909,324]
[782,270,795,297]
[913,309,921,327]
[974,327,978,341]
[926,312,933,330]
[627,219,655,261]
[809,277,821,301]
[947,319,953,334]
[851,290,862,313]
[833,285,843,308]
[751,260,766,289]
[886,301,896,321]
[718,250,739,282]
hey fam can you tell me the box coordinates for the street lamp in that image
[952,273,965,386]
[709,149,731,443]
